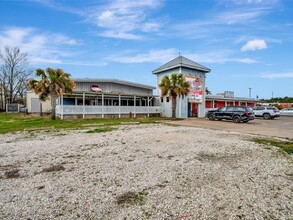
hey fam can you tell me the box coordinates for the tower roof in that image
[152,55,210,74]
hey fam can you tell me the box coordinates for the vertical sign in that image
[185,76,203,103]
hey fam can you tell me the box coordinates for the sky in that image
[0,0,292,99]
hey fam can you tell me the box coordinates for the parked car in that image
[252,106,280,119]
[207,106,255,123]
[280,108,293,116]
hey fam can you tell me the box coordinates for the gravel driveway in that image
[0,124,292,219]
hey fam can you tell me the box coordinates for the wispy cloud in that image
[0,26,81,65]
[217,8,269,24]
[105,48,258,64]
[186,51,258,64]
[86,0,164,40]
[105,48,178,63]
[219,0,278,6]
[260,72,293,79]
[241,39,267,51]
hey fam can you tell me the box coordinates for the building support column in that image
[102,94,104,118]
[147,96,150,117]
[119,95,121,118]
[134,95,136,118]
[82,92,85,119]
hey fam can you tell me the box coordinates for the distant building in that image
[206,92,257,110]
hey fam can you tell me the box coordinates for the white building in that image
[26,78,160,119]
[153,55,210,118]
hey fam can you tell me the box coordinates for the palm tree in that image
[205,87,212,95]
[29,68,75,120]
[159,73,190,118]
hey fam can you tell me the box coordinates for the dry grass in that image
[116,191,148,206]
[41,164,65,173]
[4,169,21,179]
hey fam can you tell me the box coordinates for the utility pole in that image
[272,91,274,99]
[249,88,252,98]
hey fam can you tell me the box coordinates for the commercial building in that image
[153,55,210,118]
[206,92,257,110]
[26,78,160,119]
[26,55,257,119]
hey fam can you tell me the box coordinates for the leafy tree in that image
[159,73,190,118]
[263,97,293,103]
[0,46,33,108]
[29,68,75,120]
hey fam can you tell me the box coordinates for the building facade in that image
[153,55,210,118]
[27,78,160,119]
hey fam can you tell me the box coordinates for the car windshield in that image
[246,107,253,112]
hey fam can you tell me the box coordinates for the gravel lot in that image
[0,124,292,219]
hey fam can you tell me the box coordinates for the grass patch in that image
[252,138,293,155]
[41,164,65,173]
[0,113,175,134]
[4,169,21,179]
[85,126,115,133]
[116,191,148,206]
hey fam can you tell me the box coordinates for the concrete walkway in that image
[165,116,293,139]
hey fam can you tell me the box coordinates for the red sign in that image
[91,85,102,92]
[185,76,203,103]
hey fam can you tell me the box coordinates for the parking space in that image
[168,116,293,139]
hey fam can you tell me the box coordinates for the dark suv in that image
[207,106,255,123]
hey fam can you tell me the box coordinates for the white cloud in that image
[260,72,293,79]
[221,0,278,5]
[0,26,81,65]
[105,48,258,64]
[185,50,258,64]
[87,0,164,40]
[241,39,267,51]
[106,48,178,63]
[218,9,268,24]
[98,31,143,40]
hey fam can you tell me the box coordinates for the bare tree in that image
[0,46,33,107]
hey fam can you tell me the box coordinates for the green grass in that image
[0,113,174,134]
[252,138,293,155]
[85,126,116,133]
[116,191,148,206]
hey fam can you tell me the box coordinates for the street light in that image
[249,88,252,98]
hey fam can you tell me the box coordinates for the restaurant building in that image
[26,55,257,119]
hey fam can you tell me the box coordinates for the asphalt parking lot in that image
[168,116,293,139]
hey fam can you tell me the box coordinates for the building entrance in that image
[188,103,198,117]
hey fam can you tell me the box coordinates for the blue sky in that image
[0,0,292,99]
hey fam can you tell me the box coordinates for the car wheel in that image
[263,113,271,120]
[233,116,241,123]
[208,114,215,120]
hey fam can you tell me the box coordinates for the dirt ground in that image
[168,116,293,139]
[0,124,292,219]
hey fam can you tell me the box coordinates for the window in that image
[166,97,169,102]
[236,107,245,112]
[219,107,227,112]
[161,97,164,103]
[226,107,234,111]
